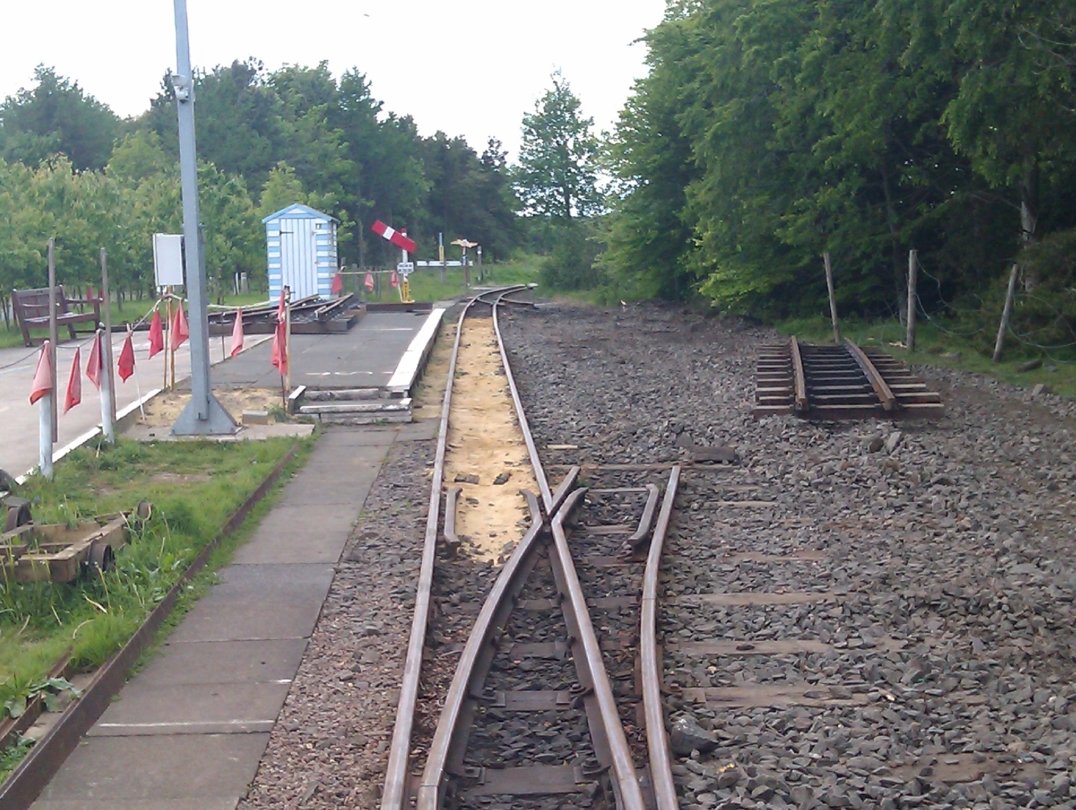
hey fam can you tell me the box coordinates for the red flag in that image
[364,272,374,292]
[148,310,164,358]
[117,333,135,382]
[230,309,245,358]
[331,272,344,295]
[86,285,97,301]
[29,341,53,405]
[170,306,189,351]
[271,321,288,376]
[390,271,399,289]
[276,289,287,323]
[86,331,103,390]
[64,348,82,413]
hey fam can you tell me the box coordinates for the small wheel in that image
[136,500,153,522]
[5,501,32,532]
[128,500,153,534]
[85,544,115,576]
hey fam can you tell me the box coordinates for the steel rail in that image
[490,286,555,511]
[549,489,648,809]
[640,466,681,810]
[380,285,534,810]
[843,339,897,412]
[627,483,661,550]
[416,472,579,808]
[790,336,809,413]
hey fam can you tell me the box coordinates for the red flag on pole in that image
[29,341,53,405]
[117,333,135,382]
[364,272,374,292]
[331,272,344,295]
[86,331,103,390]
[170,306,189,351]
[230,309,245,357]
[271,322,288,376]
[64,347,82,413]
[148,310,164,358]
[276,289,287,323]
[390,271,399,289]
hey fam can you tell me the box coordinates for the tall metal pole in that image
[171,0,236,435]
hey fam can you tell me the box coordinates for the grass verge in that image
[345,258,541,304]
[0,434,313,771]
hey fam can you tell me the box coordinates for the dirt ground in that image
[440,316,537,562]
[136,388,284,428]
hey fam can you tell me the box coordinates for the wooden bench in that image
[11,286,101,347]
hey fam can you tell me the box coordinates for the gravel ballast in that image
[240,300,1073,809]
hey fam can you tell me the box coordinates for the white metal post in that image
[98,329,116,444]
[39,391,54,480]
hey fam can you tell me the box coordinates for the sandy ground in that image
[136,388,285,428]
[441,316,537,561]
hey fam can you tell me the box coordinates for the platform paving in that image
[208,310,432,390]
[30,426,398,810]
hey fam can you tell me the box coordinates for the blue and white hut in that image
[262,203,339,300]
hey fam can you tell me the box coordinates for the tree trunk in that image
[1019,151,1039,289]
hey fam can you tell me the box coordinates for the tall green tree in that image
[515,72,602,221]
[0,66,121,171]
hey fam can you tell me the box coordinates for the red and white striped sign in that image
[371,220,417,253]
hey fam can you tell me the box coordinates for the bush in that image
[540,221,604,291]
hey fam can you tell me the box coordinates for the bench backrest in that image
[12,286,73,319]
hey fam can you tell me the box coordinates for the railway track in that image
[381,287,676,809]
[755,337,943,418]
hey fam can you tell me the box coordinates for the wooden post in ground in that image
[906,249,918,352]
[993,263,1020,362]
[823,251,841,344]
[100,248,117,432]
[47,238,58,436]
[162,289,169,391]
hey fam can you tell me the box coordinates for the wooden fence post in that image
[906,249,918,352]
[993,263,1020,362]
[823,251,841,344]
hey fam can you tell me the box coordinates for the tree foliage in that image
[0,61,523,316]
[515,72,603,221]
[0,66,122,171]
[604,0,1076,349]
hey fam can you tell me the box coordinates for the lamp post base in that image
[171,392,239,436]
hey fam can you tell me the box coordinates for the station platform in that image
[7,305,449,809]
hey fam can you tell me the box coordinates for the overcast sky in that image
[0,1,666,161]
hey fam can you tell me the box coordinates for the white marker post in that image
[39,391,54,479]
[97,329,116,444]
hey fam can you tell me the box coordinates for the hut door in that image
[280,217,318,298]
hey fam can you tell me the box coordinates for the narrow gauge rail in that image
[754,337,943,418]
[382,286,661,809]
[544,463,682,810]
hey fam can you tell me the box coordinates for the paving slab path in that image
[30,425,403,809]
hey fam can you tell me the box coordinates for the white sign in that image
[152,234,184,287]
[396,261,415,276]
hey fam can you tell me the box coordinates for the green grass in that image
[0,435,312,738]
[343,257,541,304]
[775,314,1076,399]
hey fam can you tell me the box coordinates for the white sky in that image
[0,1,666,161]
